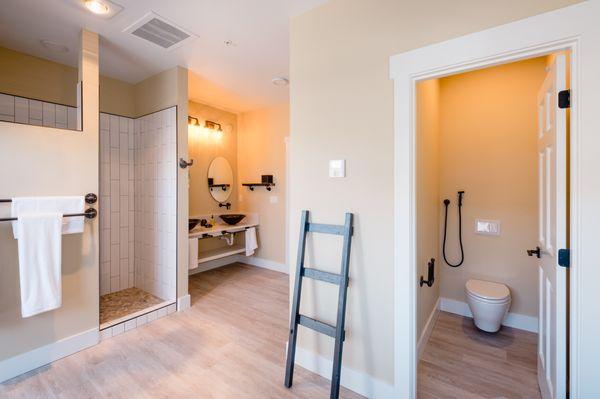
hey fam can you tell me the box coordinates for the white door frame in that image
[390,2,600,398]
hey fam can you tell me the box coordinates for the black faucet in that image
[219,202,231,210]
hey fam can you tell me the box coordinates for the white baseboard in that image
[440,297,538,333]
[0,327,98,383]
[235,255,288,274]
[177,294,191,311]
[293,346,395,399]
[417,298,440,360]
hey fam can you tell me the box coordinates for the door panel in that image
[536,54,567,399]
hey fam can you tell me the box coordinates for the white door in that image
[535,53,567,399]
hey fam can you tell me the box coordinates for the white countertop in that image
[188,212,259,239]
[189,221,258,239]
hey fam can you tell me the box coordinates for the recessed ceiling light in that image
[272,77,289,87]
[84,0,109,14]
[40,40,69,53]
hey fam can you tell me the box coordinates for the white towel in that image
[245,227,258,256]
[11,196,85,238]
[15,212,63,318]
[189,237,199,270]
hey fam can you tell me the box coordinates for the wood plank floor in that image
[0,263,363,399]
[418,311,541,399]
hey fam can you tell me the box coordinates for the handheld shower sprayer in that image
[442,191,465,267]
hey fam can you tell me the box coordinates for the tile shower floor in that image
[100,287,164,325]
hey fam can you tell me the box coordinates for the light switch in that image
[269,195,279,204]
[475,219,501,236]
[329,159,346,178]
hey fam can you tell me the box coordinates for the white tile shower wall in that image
[134,107,177,301]
[0,93,78,130]
[100,113,135,295]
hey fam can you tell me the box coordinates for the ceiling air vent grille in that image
[125,12,195,50]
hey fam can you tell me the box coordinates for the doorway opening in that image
[414,51,570,398]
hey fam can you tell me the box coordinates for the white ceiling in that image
[0,0,327,112]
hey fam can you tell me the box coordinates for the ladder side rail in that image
[330,212,354,399]
[284,210,310,387]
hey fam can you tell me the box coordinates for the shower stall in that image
[99,107,177,328]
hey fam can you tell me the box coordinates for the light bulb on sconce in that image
[204,120,223,139]
[188,116,223,139]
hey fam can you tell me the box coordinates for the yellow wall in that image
[0,46,136,118]
[0,31,99,365]
[238,104,289,264]
[416,79,440,338]
[290,0,580,384]
[188,101,239,216]
[438,57,547,317]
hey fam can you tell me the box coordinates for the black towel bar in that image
[0,208,97,223]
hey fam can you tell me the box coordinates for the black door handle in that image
[527,246,541,258]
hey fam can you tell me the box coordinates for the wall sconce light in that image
[188,116,200,126]
[204,120,222,133]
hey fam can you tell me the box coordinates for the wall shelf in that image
[242,183,276,191]
[198,244,246,264]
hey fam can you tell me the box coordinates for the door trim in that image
[389,2,600,397]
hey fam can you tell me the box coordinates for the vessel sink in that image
[189,219,201,231]
[220,214,246,225]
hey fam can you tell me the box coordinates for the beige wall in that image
[290,0,580,384]
[0,46,78,106]
[0,46,136,118]
[438,57,547,317]
[188,101,239,216]
[416,80,440,337]
[133,66,189,300]
[0,31,99,363]
[99,76,135,118]
[238,104,289,264]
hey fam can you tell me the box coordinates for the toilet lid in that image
[466,279,510,301]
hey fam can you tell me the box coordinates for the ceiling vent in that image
[124,12,196,50]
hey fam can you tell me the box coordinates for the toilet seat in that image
[465,279,510,302]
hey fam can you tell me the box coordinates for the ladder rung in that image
[302,268,342,285]
[307,223,345,236]
[298,315,337,338]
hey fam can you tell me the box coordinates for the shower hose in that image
[442,191,465,267]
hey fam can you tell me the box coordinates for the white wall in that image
[99,113,135,295]
[134,107,177,301]
[415,79,440,338]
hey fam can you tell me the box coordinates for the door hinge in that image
[558,248,570,268]
[558,90,570,109]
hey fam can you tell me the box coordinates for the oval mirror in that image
[207,157,233,203]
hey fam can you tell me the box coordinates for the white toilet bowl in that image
[465,279,511,333]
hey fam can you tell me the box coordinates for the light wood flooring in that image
[0,263,363,399]
[418,311,541,399]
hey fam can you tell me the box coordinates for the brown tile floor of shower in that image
[99,287,163,325]
[418,311,541,399]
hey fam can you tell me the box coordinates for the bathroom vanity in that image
[189,212,259,264]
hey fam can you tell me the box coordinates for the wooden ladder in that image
[284,210,354,399]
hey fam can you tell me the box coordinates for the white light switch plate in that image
[269,196,278,204]
[329,159,346,178]
[475,219,501,236]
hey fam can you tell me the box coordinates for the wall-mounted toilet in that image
[465,279,511,333]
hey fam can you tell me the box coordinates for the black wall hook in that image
[420,258,435,287]
[179,158,194,169]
